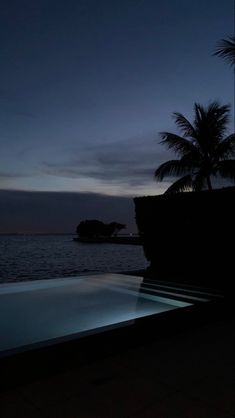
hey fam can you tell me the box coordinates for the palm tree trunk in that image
[206,176,213,190]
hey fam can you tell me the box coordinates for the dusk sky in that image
[0,0,234,232]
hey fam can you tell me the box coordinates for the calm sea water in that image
[0,235,148,284]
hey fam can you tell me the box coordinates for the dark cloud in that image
[0,171,18,179]
[39,133,235,192]
[41,134,171,187]
[0,190,137,233]
[0,171,30,179]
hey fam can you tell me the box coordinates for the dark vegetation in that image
[214,35,235,68]
[137,35,235,293]
[154,35,235,194]
[134,187,235,293]
[76,219,126,238]
[155,102,235,194]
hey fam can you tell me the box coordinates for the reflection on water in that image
[0,274,187,356]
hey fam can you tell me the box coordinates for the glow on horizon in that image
[0,174,170,197]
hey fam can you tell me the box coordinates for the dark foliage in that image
[214,35,235,68]
[155,102,235,193]
[76,220,126,238]
[134,187,235,293]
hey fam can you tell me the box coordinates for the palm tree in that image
[155,102,235,194]
[214,35,235,69]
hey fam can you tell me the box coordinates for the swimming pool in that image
[0,273,216,358]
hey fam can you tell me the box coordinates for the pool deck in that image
[1,312,234,417]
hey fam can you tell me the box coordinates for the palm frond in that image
[214,36,235,67]
[194,103,205,127]
[173,113,196,138]
[180,150,202,166]
[207,102,230,137]
[159,133,198,157]
[192,172,207,191]
[155,101,233,193]
[207,101,230,117]
[155,159,194,181]
[193,103,207,144]
[216,160,235,182]
[215,134,235,159]
[195,101,230,129]
[194,102,231,150]
[164,175,193,194]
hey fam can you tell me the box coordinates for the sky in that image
[0,0,234,232]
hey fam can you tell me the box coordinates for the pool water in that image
[0,273,201,357]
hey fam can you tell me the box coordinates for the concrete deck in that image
[0,315,234,417]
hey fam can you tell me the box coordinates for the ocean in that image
[0,234,148,284]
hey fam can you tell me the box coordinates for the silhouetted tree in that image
[214,35,235,69]
[76,220,105,237]
[76,220,126,237]
[155,102,235,193]
[105,222,126,236]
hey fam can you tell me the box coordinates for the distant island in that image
[74,219,141,245]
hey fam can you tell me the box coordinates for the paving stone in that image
[132,391,233,418]
[2,317,234,418]
[0,390,43,418]
[42,374,175,418]
[184,370,235,415]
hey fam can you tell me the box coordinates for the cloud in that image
[0,170,31,179]
[0,171,19,179]
[41,132,172,188]
[0,169,36,191]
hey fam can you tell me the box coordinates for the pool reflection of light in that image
[0,274,192,357]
